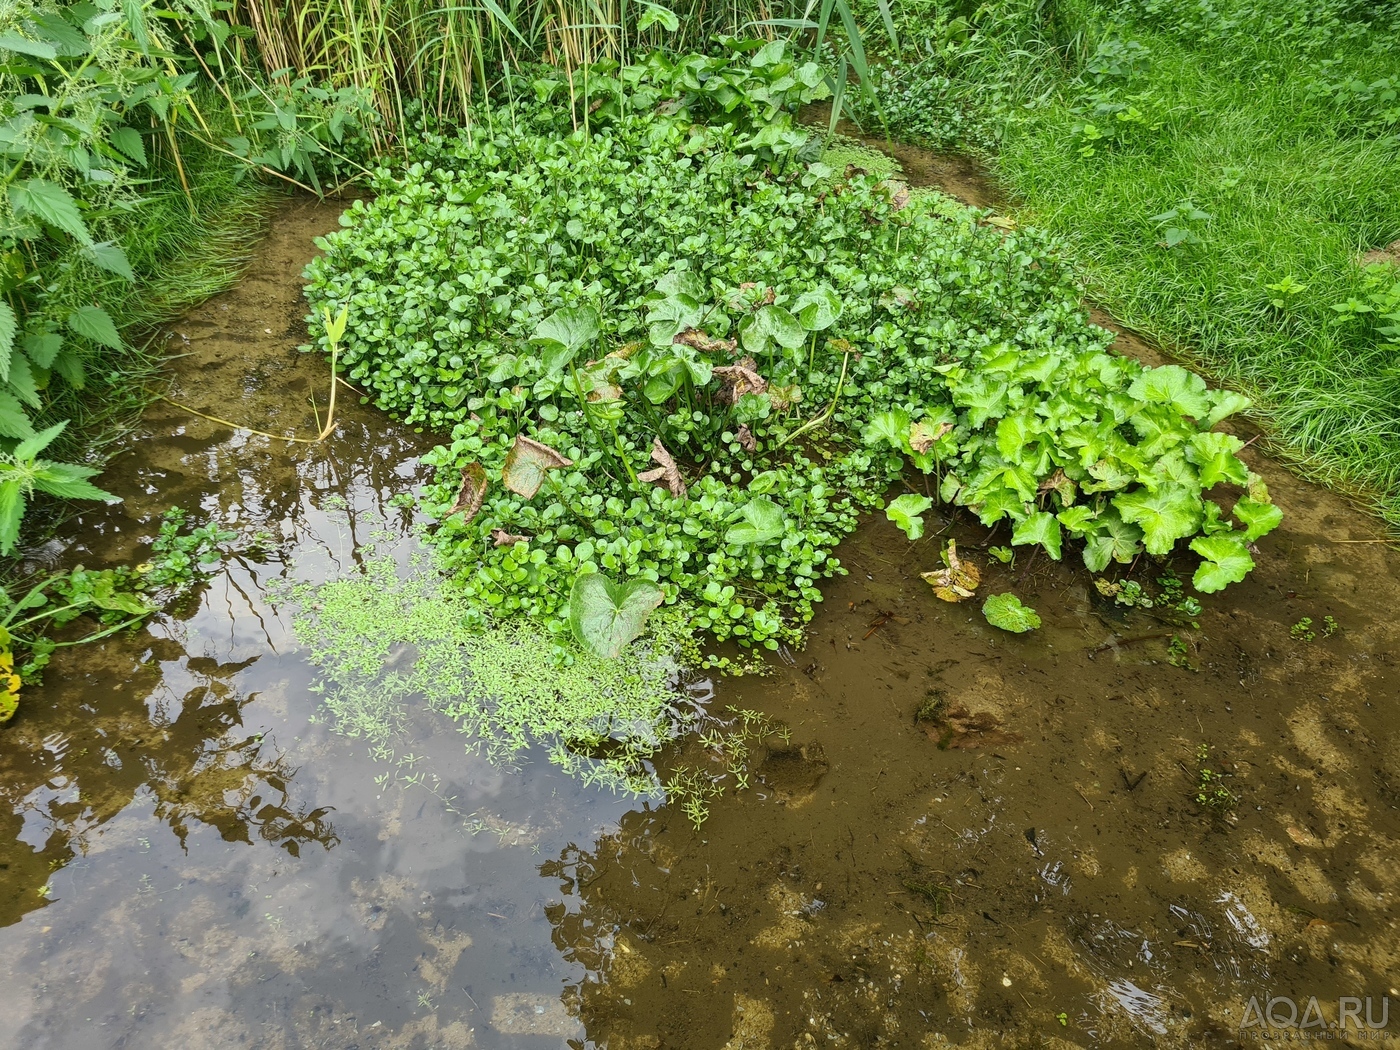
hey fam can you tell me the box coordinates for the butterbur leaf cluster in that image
[302,51,1281,655]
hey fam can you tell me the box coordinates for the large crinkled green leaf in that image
[1128,364,1212,419]
[1187,431,1249,488]
[982,593,1041,633]
[1204,390,1251,428]
[1190,533,1255,593]
[531,306,599,376]
[568,573,665,659]
[1079,509,1144,572]
[862,408,910,450]
[1011,509,1063,560]
[1113,483,1202,555]
[1232,497,1283,543]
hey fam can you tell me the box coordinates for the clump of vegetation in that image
[301,47,1280,671]
[1290,614,1340,642]
[1193,743,1237,813]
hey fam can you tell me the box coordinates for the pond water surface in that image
[2,187,1399,1050]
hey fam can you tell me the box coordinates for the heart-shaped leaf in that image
[531,306,600,377]
[502,436,573,498]
[569,573,665,659]
[792,286,842,332]
[982,593,1041,633]
[725,496,785,545]
[1190,533,1255,593]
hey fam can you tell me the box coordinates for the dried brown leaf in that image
[909,420,953,455]
[448,462,489,522]
[502,435,573,499]
[713,359,768,404]
[492,529,529,547]
[638,436,687,498]
[920,540,981,603]
[674,328,737,355]
[737,424,756,452]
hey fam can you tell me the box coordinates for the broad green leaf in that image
[0,302,14,382]
[952,374,1009,429]
[90,572,154,615]
[726,496,785,545]
[792,286,842,332]
[501,435,572,498]
[740,304,804,355]
[862,408,910,450]
[67,305,122,349]
[14,420,66,461]
[1232,497,1283,543]
[1190,533,1255,593]
[11,178,90,243]
[886,493,932,540]
[1011,510,1062,560]
[0,479,25,556]
[1204,390,1251,428]
[1187,431,1249,487]
[0,390,34,439]
[6,350,40,409]
[1113,483,1202,555]
[1128,364,1212,419]
[23,330,62,369]
[531,306,599,377]
[568,573,665,659]
[637,2,680,32]
[1079,509,1143,572]
[982,593,1041,633]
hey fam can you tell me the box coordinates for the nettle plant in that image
[303,53,1281,661]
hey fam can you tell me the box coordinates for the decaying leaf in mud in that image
[713,359,768,404]
[448,462,489,520]
[492,529,529,547]
[637,437,687,498]
[502,435,573,498]
[673,328,737,355]
[569,573,665,659]
[736,424,756,452]
[909,420,952,455]
[921,540,981,602]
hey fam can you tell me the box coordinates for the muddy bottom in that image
[2,164,1399,1049]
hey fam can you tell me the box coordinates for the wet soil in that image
[2,155,1399,1050]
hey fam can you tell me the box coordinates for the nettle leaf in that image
[1113,483,1202,555]
[568,573,665,659]
[0,390,34,439]
[1190,533,1255,593]
[792,286,842,332]
[886,493,932,540]
[0,302,15,382]
[31,462,117,501]
[1128,364,1212,419]
[982,593,1041,633]
[502,435,573,498]
[1187,431,1249,487]
[725,496,785,545]
[531,306,600,376]
[23,330,62,369]
[14,420,66,461]
[1011,509,1063,560]
[66,305,122,349]
[108,127,147,167]
[82,241,135,282]
[0,479,26,556]
[1232,497,1283,543]
[11,178,91,243]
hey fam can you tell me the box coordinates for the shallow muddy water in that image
[2,180,1399,1050]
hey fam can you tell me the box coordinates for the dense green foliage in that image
[857,0,1400,525]
[303,48,1280,665]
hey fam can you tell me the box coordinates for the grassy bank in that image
[861,0,1400,525]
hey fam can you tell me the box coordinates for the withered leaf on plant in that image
[448,462,489,521]
[909,420,953,455]
[921,540,981,603]
[637,436,687,498]
[737,424,757,452]
[492,529,529,547]
[713,358,767,403]
[673,328,737,355]
[502,435,573,498]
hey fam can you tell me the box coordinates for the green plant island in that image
[289,43,1282,800]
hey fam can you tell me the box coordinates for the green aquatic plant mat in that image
[302,54,1281,664]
